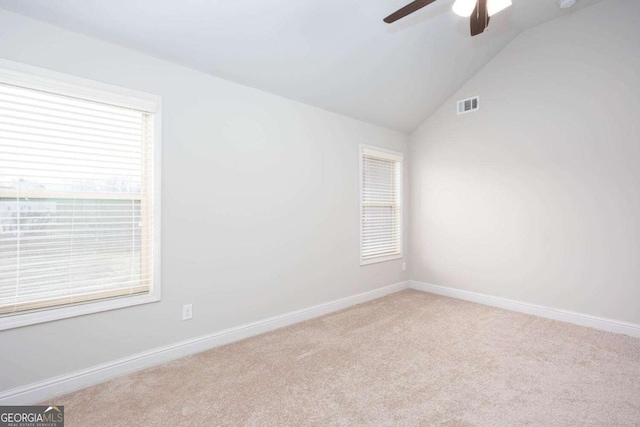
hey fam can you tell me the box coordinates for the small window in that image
[360,145,403,265]
[0,60,161,330]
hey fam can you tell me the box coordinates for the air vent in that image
[457,96,479,115]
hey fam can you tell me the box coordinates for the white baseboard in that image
[409,280,640,338]
[0,281,409,405]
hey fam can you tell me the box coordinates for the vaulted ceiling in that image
[0,0,602,133]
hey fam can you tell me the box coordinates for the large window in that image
[360,145,403,265]
[0,60,161,330]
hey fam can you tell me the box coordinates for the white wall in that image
[0,10,409,393]
[410,0,640,324]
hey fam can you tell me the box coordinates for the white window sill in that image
[360,254,403,266]
[0,293,161,331]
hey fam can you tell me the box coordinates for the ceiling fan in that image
[383,0,512,36]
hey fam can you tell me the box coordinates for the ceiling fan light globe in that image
[452,0,477,17]
[487,0,512,16]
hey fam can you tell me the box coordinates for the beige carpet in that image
[45,290,640,426]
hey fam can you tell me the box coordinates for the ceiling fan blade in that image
[383,0,437,24]
[470,0,490,36]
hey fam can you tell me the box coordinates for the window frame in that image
[0,59,162,331]
[359,144,403,266]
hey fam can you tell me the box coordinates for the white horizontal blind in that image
[0,82,154,316]
[361,147,402,263]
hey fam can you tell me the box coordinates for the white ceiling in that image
[0,0,603,133]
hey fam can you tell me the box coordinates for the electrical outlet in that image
[182,304,193,320]
[402,262,407,271]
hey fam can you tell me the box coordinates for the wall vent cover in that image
[457,96,480,115]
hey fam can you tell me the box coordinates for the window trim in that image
[0,59,162,331]
[359,144,403,266]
